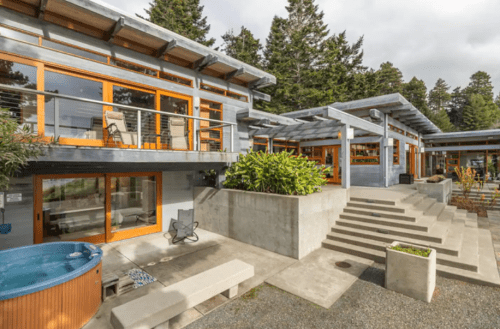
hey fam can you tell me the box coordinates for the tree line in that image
[139,0,500,132]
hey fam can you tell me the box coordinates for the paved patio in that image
[84,229,297,329]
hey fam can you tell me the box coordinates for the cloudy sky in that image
[100,0,500,97]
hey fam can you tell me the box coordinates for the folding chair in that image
[172,209,198,244]
[105,111,138,146]
[166,117,190,150]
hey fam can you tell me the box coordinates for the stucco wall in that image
[193,186,348,259]
[162,171,195,232]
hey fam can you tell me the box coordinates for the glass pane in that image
[253,144,267,152]
[42,177,105,242]
[113,86,155,145]
[201,84,224,95]
[44,71,103,139]
[110,58,157,77]
[0,60,38,133]
[159,72,192,86]
[488,154,499,180]
[43,39,107,63]
[325,149,333,166]
[0,26,38,45]
[159,95,190,148]
[111,176,157,232]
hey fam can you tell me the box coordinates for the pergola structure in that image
[239,93,442,189]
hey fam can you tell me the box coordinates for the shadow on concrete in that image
[357,264,385,287]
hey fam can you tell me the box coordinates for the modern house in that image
[1,0,499,251]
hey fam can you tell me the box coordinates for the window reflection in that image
[44,71,103,139]
[159,95,190,150]
[0,60,38,132]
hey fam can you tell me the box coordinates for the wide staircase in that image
[322,189,500,287]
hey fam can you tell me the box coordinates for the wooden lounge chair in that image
[105,111,138,146]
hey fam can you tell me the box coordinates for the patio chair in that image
[105,111,138,146]
[172,209,198,244]
[165,117,190,150]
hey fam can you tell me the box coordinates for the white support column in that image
[137,111,142,149]
[193,73,201,151]
[341,124,351,189]
[417,133,422,178]
[383,113,389,187]
[268,138,273,153]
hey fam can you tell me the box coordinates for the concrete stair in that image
[322,190,500,287]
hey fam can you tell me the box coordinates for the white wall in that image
[162,171,195,232]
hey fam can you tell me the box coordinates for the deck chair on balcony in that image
[105,111,138,146]
[165,117,190,150]
[172,209,198,244]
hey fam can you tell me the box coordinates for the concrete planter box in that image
[385,241,436,303]
[416,178,452,203]
[194,186,348,259]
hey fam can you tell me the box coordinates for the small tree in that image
[0,109,44,190]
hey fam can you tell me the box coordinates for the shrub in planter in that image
[426,175,446,183]
[223,150,330,195]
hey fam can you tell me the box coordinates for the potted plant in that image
[385,241,436,303]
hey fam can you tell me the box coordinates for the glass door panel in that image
[41,177,105,242]
[159,94,191,150]
[110,175,157,233]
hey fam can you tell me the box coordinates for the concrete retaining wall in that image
[193,186,348,259]
[416,178,452,203]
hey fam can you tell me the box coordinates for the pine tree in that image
[402,77,432,118]
[432,110,455,132]
[221,26,263,69]
[428,78,451,114]
[375,62,404,95]
[261,0,329,113]
[462,94,498,131]
[448,87,466,127]
[495,92,500,109]
[464,71,494,102]
[139,0,215,47]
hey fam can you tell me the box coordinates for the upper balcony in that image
[0,83,238,164]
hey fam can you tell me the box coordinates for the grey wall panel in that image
[351,165,383,187]
[162,171,194,232]
[0,177,34,250]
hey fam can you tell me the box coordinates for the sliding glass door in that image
[34,172,162,244]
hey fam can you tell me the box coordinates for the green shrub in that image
[223,150,330,195]
[391,245,431,257]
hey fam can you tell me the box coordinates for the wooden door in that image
[323,146,341,184]
[407,144,418,178]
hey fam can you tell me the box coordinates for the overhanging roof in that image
[5,0,275,88]
[423,129,500,142]
[331,93,442,135]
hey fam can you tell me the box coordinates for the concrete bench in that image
[110,259,254,329]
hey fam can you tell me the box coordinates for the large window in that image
[351,143,380,165]
[252,137,268,152]
[200,100,223,151]
[300,146,322,163]
[159,93,191,150]
[0,59,38,132]
[273,140,299,155]
[393,139,400,165]
[44,70,103,140]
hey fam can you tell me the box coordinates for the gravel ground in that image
[186,263,500,329]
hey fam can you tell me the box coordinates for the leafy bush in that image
[223,150,330,195]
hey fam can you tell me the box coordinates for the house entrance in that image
[323,146,341,184]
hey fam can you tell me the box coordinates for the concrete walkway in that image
[84,229,296,329]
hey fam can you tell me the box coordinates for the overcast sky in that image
[100,0,500,97]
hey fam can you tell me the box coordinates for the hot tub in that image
[0,242,103,329]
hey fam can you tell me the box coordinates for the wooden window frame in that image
[273,139,299,154]
[159,71,193,88]
[34,172,162,245]
[110,57,158,78]
[252,137,268,153]
[300,146,322,163]
[351,143,380,165]
[393,139,400,165]
[406,132,418,140]
[388,124,405,135]
[200,99,223,151]
[200,82,249,103]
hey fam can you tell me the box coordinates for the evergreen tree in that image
[402,77,432,118]
[221,26,263,68]
[139,0,215,47]
[261,0,329,113]
[448,87,466,127]
[432,109,455,132]
[464,71,494,101]
[375,62,404,95]
[462,94,498,131]
[495,92,500,109]
[428,78,451,114]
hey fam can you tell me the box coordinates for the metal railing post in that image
[230,124,234,153]
[54,97,60,140]
[197,130,201,152]
[137,111,142,149]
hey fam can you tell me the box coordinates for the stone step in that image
[339,213,428,232]
[411,197,436,215]
[321,241,497,286]
[334,220,446,244]
[323,233,477,272]
[398,194,426,208]
[349,197,396,206]
[343,207,418,222]
[345,201,406,214]
[331,223,461,257]
[437,209,454,224]
[423,202,446,218]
